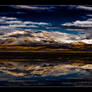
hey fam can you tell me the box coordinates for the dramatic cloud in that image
[0,14,92,45]
[0,30,90,45]
[0,16,92,45]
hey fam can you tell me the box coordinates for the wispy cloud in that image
[62,19,92,28]
[10,5,55,11]
[23,21,50,26]
[76,5,92,11]
[62,18,92,39]
[0,16,50,34]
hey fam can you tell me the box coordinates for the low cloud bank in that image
[0,30,91,45]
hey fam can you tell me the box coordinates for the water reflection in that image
[0,58,92,86]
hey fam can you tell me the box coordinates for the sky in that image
[0,5,92,44]
[0,5,92,82]
[0,5,92,33]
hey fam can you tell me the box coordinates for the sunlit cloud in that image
[0,30,88,45]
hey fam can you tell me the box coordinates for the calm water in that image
[0,58,92,86]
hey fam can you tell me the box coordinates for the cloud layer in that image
[62,17,92,38]
[0,16,51,34]
[76,5,92,11]
[10,5,56,11]
[0,16,92,45]
[62,19,92,27]
[0,30,91,45]
[0,15,92,45]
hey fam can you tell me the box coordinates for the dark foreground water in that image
[0,58,92,87]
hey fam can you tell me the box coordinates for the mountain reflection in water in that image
[0,58,92,86]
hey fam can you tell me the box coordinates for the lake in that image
[0,57,92,87]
